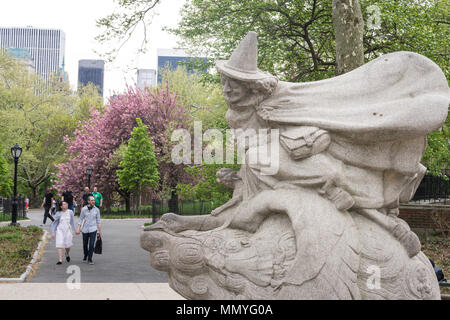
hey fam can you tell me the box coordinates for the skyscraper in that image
[157,48,207,83]
[0,26,65,80]
[5,47,34,72]
[77,59,104,97]
[137,69,156,89]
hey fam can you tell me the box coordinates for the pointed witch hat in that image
[216,31,272,81]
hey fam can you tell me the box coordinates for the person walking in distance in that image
[92,187,103,210]
[81,187,92,208]
[40,188,55,225]
[62,186,75,213]
[76,196,101,265]
[25,196,29,213]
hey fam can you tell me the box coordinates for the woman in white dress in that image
[50,201,77,264]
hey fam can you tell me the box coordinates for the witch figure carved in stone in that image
[141,31,449,300]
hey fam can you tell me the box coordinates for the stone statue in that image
[141,31,449,299]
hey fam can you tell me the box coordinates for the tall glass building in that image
[0,26,65,80]
[157,48,207,83]
[137,69,156,89]
[77,59,104,97]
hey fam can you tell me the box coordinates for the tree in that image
[73,83,105,122]
[95,0,162,62]
[159,67,241,206]
[97,0,448,81]
[422,114,450,177]
[97,0,448,178]
[55,84,191,212]
[160,65,229,129]
[117,118,160,215]
[0,50,104,205]
[0,146,12,196]
[332,0,364,75]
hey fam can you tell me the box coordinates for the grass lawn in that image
[0,225,43,278]
[0,214,28,222]
[421,234,449,295]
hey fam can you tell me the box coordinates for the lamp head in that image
[10,144,22,160]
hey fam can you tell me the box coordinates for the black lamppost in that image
[10,144,22,226]
[86,167,93,190]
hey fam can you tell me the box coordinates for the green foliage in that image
[170,0,336,82]
[361,0,449,79]
[170,0,449,81]
[177,162,240,208]
[159,65,229,129]
[96,1,448,82]
[423,112,450,177]
[100,1,449,177]
[107,142,128,171]
[0,50,104,202]
[117,118,160,193]
[159,68,239,205]
[73,83,105,122]
[0,146,12,196]
[0,231,24,242]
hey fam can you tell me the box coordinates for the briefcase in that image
[94,236,102,254]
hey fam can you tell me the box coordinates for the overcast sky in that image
[0,0,186,97]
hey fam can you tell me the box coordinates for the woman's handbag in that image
[94,235,102,254]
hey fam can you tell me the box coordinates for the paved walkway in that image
[0,283,184,300]
[19,209,169,283]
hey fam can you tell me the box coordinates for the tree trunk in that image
[117,188,131,213]
[30,186,39,208]
[139,191,142,216]
[168,190,179,214]
[124,194,131,213]
[332,0,365,75]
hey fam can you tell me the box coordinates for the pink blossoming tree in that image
[54,84,191,211]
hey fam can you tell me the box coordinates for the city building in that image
[77,59,104,97]
[157,48,207,83]
[0,26,65,80]
[137,69,156,89]
[5,47,34,72]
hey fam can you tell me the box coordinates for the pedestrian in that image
[92,186,103,209]
[40,188,55,225]
[25,196,29,213]
[51,198,57,215]
[76,195,101,265]
[81,186,92,207]
[62,186,75,213]
[50,201,77,265]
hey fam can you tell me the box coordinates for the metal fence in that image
[411,170,450,205]
[0,196,27,222]
[82,199,215,222]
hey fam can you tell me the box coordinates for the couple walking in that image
[50,196,102,265]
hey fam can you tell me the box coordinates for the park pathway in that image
[21,209,168,283]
